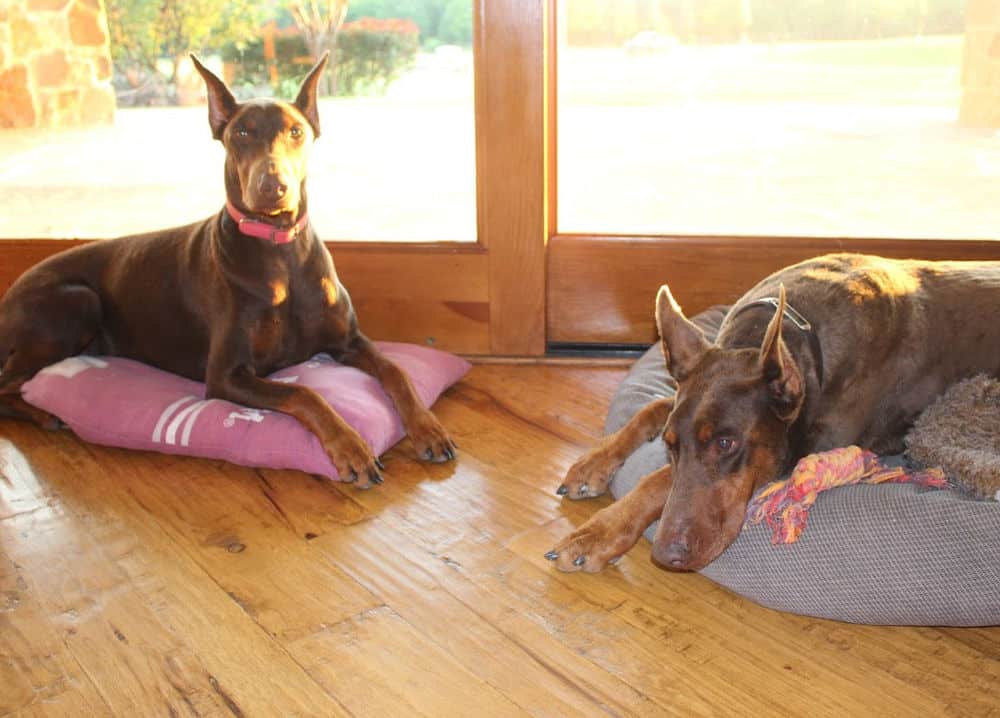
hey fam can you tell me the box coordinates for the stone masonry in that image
[960,0,1000,127]
[0,0,116,128]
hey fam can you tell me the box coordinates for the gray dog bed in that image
[608,308,1000,626]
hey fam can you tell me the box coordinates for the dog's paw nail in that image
[556,485,568,496]
[423,448,434,461]
[375,457,386,471]
[544,551,559,561]
[348,470,358,483]
[573,555,586,567]
[444,446,455,461]
[608,556,622,565]
[369,469,383,485]
[578,484,590,496]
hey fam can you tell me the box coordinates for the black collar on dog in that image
[731,297,824,389]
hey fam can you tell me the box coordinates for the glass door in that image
[548,0,1000,348]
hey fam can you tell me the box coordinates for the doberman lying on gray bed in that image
[547,253,1000,572]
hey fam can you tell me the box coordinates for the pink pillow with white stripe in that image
[20,342,470,481]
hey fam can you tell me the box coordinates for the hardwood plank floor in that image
[1,363,998,717]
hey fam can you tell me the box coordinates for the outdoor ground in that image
[2,37,999,242]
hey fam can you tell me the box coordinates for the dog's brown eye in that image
[290,126,303,139]
[716,436,737,454]
[236,126,249,138]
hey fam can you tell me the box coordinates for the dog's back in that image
[0,220,217,380]
[724,253,1000,453]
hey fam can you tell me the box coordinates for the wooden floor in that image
[2,363,999,717]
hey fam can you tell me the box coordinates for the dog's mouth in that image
[242,194,301,222]
[254,204,296,218]
[243,163,302,219]
[649,477,754,571]
[650,531,736,572]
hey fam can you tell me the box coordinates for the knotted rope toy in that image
[745,446,948,544]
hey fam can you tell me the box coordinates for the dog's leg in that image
[546,464,674,573]
[0,284,100,430]
[0,393,62,429]
[340,334,457,463]
[558,396,673,499]
[0,361,61,429]
[207,366,384,487]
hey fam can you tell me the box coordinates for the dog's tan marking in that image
[697,423,714,444]
[321,277,338,306]
[270,280,288,306]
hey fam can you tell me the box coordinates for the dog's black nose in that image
[259,174,288,200]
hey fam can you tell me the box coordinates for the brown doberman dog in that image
[0,54,455,487]
[546,253,1000,572]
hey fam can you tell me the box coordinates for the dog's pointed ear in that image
[656,285,710,382]
[294,51,329,138]
[759,284,804,422]
[190,54,238,141]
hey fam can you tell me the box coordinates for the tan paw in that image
[544,514,638,573]
[556,449,620,500]
[325,431,384,489]
[408,410,457,463]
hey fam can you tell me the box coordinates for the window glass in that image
[557,0,1000,240]
[1,0,475,242]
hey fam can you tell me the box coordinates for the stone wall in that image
[960,0,1000,128]
[0,0,116,129]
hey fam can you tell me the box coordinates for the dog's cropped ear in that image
[190,54,238,141]
[759,285,804,422]
[294,51,329,138]
[656,285,710,382]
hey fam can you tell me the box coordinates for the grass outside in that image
[1,37,998,242]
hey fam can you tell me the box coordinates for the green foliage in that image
[741,0,966,43]
[106,0,264,77]
[436,1,473,46]
[336,18,421,95]
[347,0,472,47]
[221,35,313,100]
[222,18,419,99]
[565,0,967,46]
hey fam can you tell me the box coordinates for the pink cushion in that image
[20,342,470,481]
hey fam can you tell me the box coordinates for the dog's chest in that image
[249,274,349,368]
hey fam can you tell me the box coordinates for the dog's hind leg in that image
[0,283,101,429]
[557,396,674,500]
[0,352,64,429]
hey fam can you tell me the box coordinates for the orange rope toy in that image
[745,446,948,545]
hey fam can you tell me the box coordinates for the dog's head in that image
[650,284,804,571]
[190,53,329,221]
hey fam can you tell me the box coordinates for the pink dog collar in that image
[225,201,308,245]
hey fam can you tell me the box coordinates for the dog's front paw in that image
[408,410,456,463]
[544,512,638,573]
[326,431,384,489]
[556,449,620,500]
